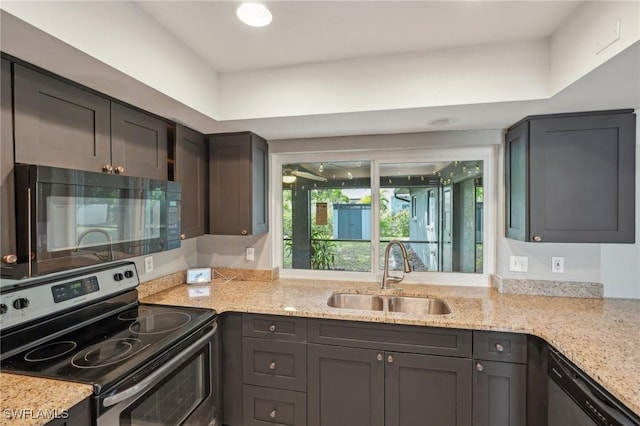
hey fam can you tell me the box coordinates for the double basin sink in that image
[327,292,451,315]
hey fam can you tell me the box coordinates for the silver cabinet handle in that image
[180,234,186,240]
[270,409,277,418]
[269,361,276,370]
[532,235,542,242]
[2,254,17,264]
[269,324,276,332]
[376,353,383,361]
[476,362,484,372]
[114,165,125,174]
[495,343,504,352]
[102,164,113,173]
[387,355,394,363]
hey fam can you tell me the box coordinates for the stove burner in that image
[117,307,152,321]
[129,312,192,335]
[72,338,149,369]
[24,341,77,362]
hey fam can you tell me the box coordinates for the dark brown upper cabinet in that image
[174,124,208,239]
[13,64,111,172]
[13,63,168,180]
[505,109,636,243]
[1,59,17,270]
[110,102,168,180]
[209,132,268,236]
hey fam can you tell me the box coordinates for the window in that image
[274,147,495,285]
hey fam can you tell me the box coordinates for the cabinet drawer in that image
[308,319,472,358]
[243,314,307,342]
[243,385,307,426]
[243,338,307,391]
[473,331,527,364]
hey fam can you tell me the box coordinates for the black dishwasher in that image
[548,349,640,426]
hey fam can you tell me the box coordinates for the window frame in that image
[271,146,497,287]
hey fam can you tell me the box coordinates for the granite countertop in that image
[141,278,640,417]
[0,373,92,426]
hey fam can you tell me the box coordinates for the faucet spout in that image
[73,228,114,261]
[381,240,412,290]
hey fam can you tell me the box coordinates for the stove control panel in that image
[0,262,139,330]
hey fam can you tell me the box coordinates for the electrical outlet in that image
[144,256,154,273]
[245,247,255,262]
[509,256,528,272]
[552,257,564,273]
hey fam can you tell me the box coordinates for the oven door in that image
[97,322,219,426]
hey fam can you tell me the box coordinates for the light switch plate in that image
[144,256,154,273]
[245,247,255,262]
[509,256,528,272]
[552,257,564,273]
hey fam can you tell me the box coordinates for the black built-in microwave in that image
[2,164,181,279]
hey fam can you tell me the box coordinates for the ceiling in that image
[135,1,582,72]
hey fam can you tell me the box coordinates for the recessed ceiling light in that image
[237,2,272,27]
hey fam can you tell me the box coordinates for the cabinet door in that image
[1,59,16,267]
[209,132,268,235]
[44,398,91,426]
[175,124,207,238]
[504,121,529,241]
[528,112,635,243]
[473,360,526,426]
[307,344,384,426]
[111,102,168,180]
[385,352,472,426]
[13,64,111,172]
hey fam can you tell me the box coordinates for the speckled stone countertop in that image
[141,278,640,417]
[0,373,92,426]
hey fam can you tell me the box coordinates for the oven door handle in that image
[103,323,217,408]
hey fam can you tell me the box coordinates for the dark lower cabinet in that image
[472,360,526,426]
[243,385,307,426]
[44,398,90,426]
[308,344,384,426]
[386,352,472,426]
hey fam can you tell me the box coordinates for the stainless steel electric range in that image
[0,262,220,426]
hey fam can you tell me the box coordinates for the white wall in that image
[550,1,640,94]
[219,40,549,119]
[133,238,198,283]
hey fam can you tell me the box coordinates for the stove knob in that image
[124,270,134,279]
[13,298,29,310]
[0,303,7,315]
[114,273,124,282]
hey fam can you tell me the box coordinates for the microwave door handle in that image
[103,324,217,408]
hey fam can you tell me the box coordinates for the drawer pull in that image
[495,343,505,352]
[270,409,277,419]
[387,355,394,363]
[269,361,276,370]
[376,353,383,362]
[269,324,276,332]
[476,362,484,372]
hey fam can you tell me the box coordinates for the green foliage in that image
[311,227,336,270]
[380,208,409,238]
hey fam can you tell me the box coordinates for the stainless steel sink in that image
[388,296,451,315]
[327,293,450,315]
[327,293,384,311]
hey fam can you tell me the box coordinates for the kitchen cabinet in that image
[209,132,268,236]
[174,124,208,238]
[472,332,527,426]
[13,63,168,179]
[242,314,307,426]
[1,59,16,270]
[13,63,111,173]
[505,109,636,243]
[44,398,91,426]
[307,319,472,426]
[110,102,168,180]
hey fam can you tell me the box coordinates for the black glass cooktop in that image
[0,303,216,393]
